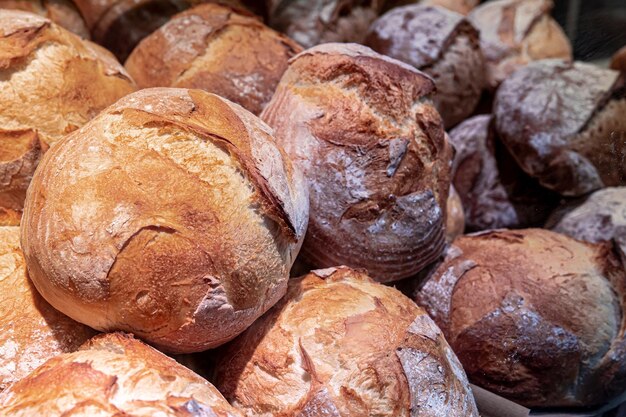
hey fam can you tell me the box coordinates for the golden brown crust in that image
[468,0,572,89]
[0,333,245,416]
[214,266,479,417]
[446,185,465,242]
[0,0,90,38]
[611,45,626,73]
[125,3,302,115]
[21,87,308,353]
[262,43,452,282]
[0,226,95,392]
[414,229,626,408]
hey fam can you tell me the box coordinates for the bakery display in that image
[0,226,95,392]
[449,115,559,231]
[366,4,484,128]
[0,0,89,38]
[0,332,245,416]
[415,229,626,408]
[20,88,309,354]
[262,43,452,282]
[0,10,135,213]
[383,0,479,15]
[126,3,302,115]
[494,59,626,196]
[214,266,479,417]
[266,0,383,48]
[446,186,465,241]
[468,0,572,89]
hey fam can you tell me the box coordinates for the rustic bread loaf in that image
[262,43,452,282]
[126,3,301,115]
[611,45,626,73]
[0,0,89,37]
[414,229,626,408]
[0,333,245,416]
[214,266,479,417]
[20,87,309,354]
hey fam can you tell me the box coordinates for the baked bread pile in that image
[1,1,625,416]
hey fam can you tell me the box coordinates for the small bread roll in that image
[366,5,484,128]
[126,3,302,115]
[262,43,452,282]
[214,266,479,417]
[0,333,245,416]
[0,0,89,37]
[469,0,572,89]
[384,0,479,15]
[446,185,465,241]
[21,88,309,354]
[0,226,95,392]
[415,229,626,408]
[267,0,383,48]
[0,10,135,213]
[494,60,626,196]
[449,115,559,231]
[611,45,626,73]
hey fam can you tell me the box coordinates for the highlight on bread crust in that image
[0,0,89,38]
[261,43,452,282]
[446,185,465,242]
[0,333,245,416]
[20,87,309,354]
[125,3,302,115]
[383,0,479,15]
[414,229,626,408]
[214,266,479,417]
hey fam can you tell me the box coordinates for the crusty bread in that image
[468,0,572,89]
[0,333,245,416]
[611,45,626,73]
[0,10,135,212]
[20,87,309,354]
[0,0,89,37]
[494,60,626,196]
[0,226,95,392]
[446,185,465,241]
[214,266,479,417]
[366,4,485,128]
[261,43,452,282]
[384,0,479,15]
[415,229,626,408]
[126,3,302,115]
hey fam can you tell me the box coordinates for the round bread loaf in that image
[468,0,571,89]
[384,0,479,15]
[414,228,626,408]
[449,115,559,231]
[547,187,626,259]
[214,266,479,417]
[0,333,245,416]
[0,10,135,213]
[261,43,452,282]
[611,45,626,73]
[267,0,383,48]
[125,3,302,115]
[0,0,89,37]
[446,185,465,241]
[0,226,95,392]
[366,4,484,128]
[21,87,309,354]
[494,60,626,196]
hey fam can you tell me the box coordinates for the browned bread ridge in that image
[214,266,479,417]
[0,0,89,37]
[261,43,452,282]
[383,0,479,15]
[20,87,309,354]
[0,332,245,416]
[446,185,465,241]
[611,45,626,73]
[0,226,95,392]
[125,3,302,115]
[414,229,626,408]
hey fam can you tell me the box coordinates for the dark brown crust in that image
[261,43,452,282]
[214,266,479,417]
[449,115,559,231]
[125,3,302,115]
[611,45,626,73]
[414,229,626,408]
[494,60,626,196]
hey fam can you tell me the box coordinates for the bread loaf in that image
[126,3,301,115]
[366,4,484,128]
[0,10,135,212]
[611,46,626,73]
[468,0,572,89]
[383,0,479,15]
[414,229,626,408]
[21,87,309,353]
[494,60,626,196]
[0,226,95,392]
[0,333,245,416]
[261,43,452,282]
[0,0,89,37]
[446,185,465,241]
[214,266,479,417]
